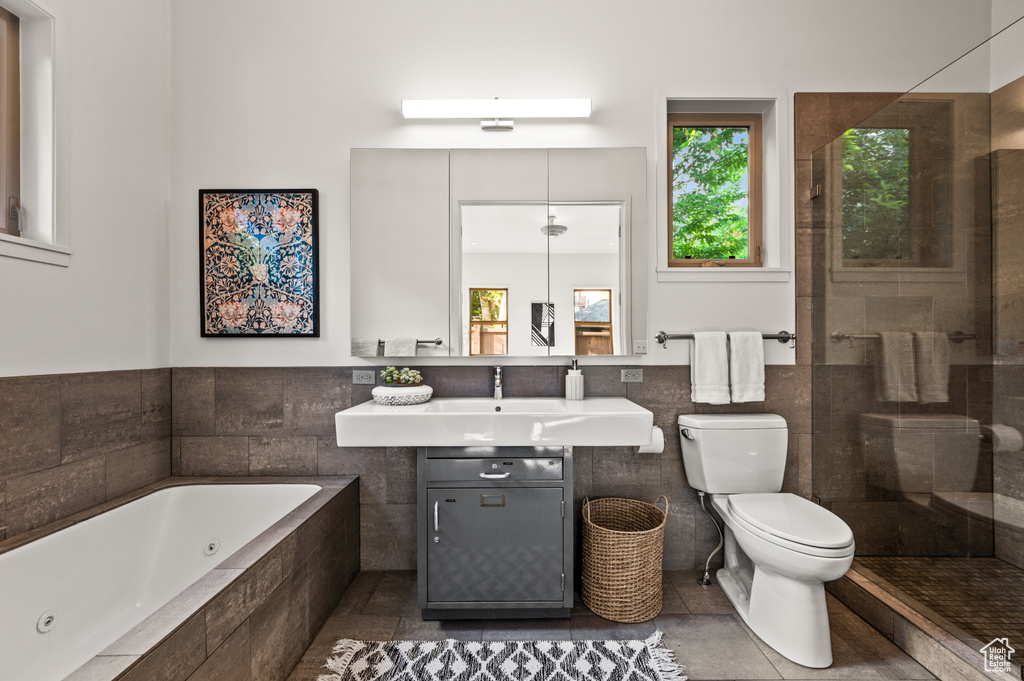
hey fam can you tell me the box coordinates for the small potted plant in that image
[372,366,433,405]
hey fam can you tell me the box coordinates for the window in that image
[469,288,507,356]
[0,3,17,238]
[840,121,949,268]
[667,113,762,267]
[574,289,613,355]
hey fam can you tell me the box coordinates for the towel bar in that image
[374,338,444,349]
[829,331,977,344]
[655,330,796,349]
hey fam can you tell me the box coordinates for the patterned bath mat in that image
[318,631,685,681]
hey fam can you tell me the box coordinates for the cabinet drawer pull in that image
[479,472,511,479]
[434,500,439,532]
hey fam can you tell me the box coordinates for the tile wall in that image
[171,364,812,571]
[0,369,171,543]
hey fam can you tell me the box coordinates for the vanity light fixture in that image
[401,98,592,132]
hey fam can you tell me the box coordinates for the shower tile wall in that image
[991,73,1024,569]
[171,364,812,571]
[799,91,996,557]
[0,369,172,543]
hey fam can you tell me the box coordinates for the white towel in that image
[874,332,917,402]
[351,337,381,357]
[729,332,765,402]
[914,331,948,403]
[691,332,730,404]
[384,337,417,357]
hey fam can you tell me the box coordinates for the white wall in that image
[0,0,171,377]
[992,0,1024,90]
[167,0,997,368]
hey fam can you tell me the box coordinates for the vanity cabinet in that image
[417,446,573,619]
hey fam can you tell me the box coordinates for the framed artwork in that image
[531,302,555,346]
[199,189,319,337]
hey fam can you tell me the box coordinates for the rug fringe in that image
[317,638,363,681]
[645,631,687,681]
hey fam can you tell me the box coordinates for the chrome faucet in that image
[493,366,503,400]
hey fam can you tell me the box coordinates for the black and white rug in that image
[318,631,685,681]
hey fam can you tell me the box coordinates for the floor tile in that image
[665,569,736,615]
[393,617,484,641]
[655,613,781,680]
[736,616,884,680]
[569,614,657,641]
[360,570,419,617]
[333,570,384,616]
[481,618,572,641]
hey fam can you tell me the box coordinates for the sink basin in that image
[335,397,654,447]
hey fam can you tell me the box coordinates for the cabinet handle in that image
[479,472,511,479]
[434,500,439,532]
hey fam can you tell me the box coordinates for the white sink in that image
[335,397,654,447]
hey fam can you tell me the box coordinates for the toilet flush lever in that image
[681,428,695,440]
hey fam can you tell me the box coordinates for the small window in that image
[840,124,949,268]
[574,289,613,355]
[469,288,508,356]
[667,113,762,267]
[0,4,18,238]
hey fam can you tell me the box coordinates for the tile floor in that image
[287,570,936,681]
[856,556,1024,645]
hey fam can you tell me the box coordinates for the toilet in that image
[678,414,855,669]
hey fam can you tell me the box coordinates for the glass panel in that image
[841,128,911,261]
[469,323,507,356]
[469,289,506,322]
[671,126,749,259]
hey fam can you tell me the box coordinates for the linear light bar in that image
[401,98,592,119]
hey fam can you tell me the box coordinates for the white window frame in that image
[0,0,68,267]
[656,93,791,282]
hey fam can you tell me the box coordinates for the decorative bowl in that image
[372,384,433,406]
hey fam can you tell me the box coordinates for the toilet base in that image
[717,565,833,668]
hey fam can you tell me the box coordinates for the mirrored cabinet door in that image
[350,149,451,356]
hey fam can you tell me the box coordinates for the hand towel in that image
[691,332,731,404]
[914,331,949,403]
[384,337,417,357]
[874,332,917,402]
[351,337,381,357]
[729,332,765,402]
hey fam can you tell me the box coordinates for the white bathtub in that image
[0,483,322,681]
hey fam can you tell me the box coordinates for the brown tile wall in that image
[171,364,812,571]
[797,91,997,557]
[0,369,172,543]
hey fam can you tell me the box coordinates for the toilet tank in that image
[678,414,788,493]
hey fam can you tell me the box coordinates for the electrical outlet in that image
[633,339,648,354]
[352,369,376,385]
[620,368,644,383]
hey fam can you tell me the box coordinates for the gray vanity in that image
[417,446,573,619]
[335,396,654,620]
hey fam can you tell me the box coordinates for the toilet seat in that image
[727,493,855,558]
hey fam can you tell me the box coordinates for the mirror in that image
[350,147,647,357]
[457,202,623,356]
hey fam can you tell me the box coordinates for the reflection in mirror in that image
[458,202,621,357]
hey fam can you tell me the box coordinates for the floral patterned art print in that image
[200,189,319,337]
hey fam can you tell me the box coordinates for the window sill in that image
[656,266,790,283]
[0,233,71,267]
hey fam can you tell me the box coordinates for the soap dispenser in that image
[566,359,584,401]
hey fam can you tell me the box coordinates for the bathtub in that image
[0,477,359,681]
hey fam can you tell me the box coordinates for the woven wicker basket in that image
[580,495,668,623]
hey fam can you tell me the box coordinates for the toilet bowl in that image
[679,414,855,669]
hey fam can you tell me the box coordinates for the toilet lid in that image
[727,493,854,549]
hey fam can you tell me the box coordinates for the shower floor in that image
[855,556,1024,645]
